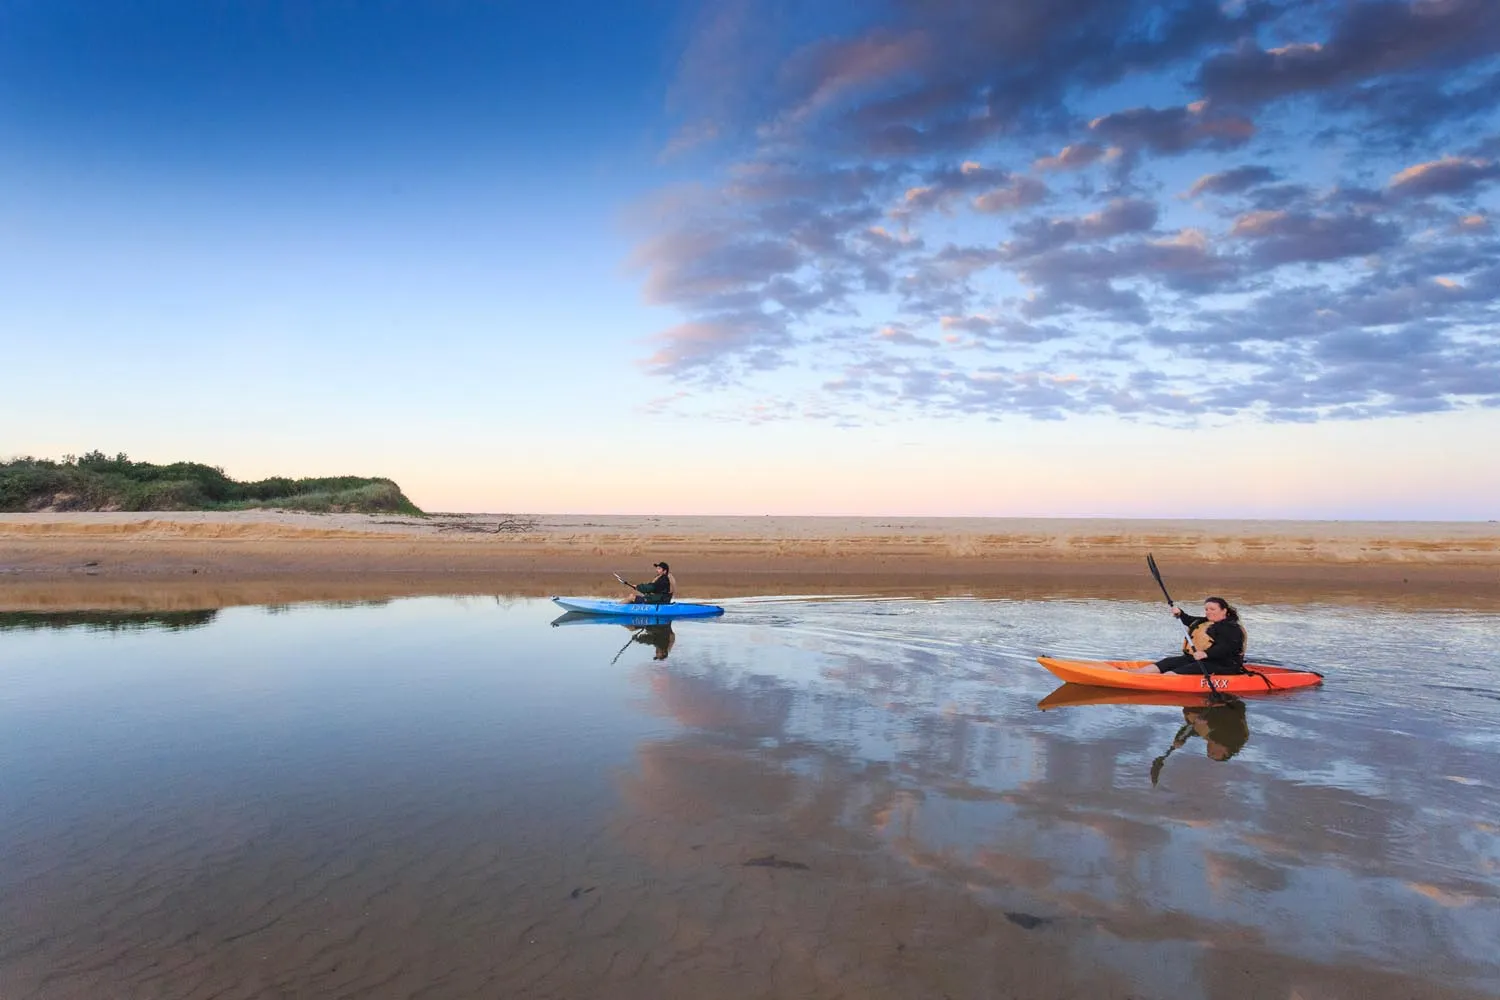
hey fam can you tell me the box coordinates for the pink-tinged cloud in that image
[1387,156,1500,198]
[1229,208,1399,264]
[659,119,722,160]
[641,318,789,377]
[769,30,932,134]
[894,162,1044,217]
[1186,165,1278,198]
[632,227,803,308]
[1001,198,1159,258]
[972,175,1048,213]
[1033,142,1106,171]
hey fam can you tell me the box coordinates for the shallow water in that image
[1,594,1497,1000]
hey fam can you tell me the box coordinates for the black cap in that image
[654,561,670,571]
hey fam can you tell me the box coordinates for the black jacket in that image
[1179,613,1247,669]
[635,576,674,602]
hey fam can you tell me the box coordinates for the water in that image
[1,594,1497,999]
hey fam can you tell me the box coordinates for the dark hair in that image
[1204,596,1239,622]
[654,561,670,572]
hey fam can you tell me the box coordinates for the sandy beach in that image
[3,510,1498,610]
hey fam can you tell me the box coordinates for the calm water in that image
[1,594,1497,1000]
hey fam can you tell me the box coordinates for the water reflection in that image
[0,608,219,632]
[1038,684,1254,784]
[611,597,1500,997]
[0,595,1495,1000]
[551,610,681,660]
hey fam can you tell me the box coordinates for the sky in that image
[2,0,1497,518]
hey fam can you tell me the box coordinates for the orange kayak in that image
[1036,656,1324,694]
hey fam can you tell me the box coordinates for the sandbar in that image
[3,511,1497,611]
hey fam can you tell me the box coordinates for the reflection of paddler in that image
[1151,699,1250,785]
[631,623,676,660]
[1181,702,1250,760]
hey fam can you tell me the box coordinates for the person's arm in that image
[1177,613,1207,630]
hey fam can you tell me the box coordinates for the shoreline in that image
[3,511,1498,610]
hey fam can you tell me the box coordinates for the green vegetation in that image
[0,452,424,515]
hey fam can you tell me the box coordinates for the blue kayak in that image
[551,597,724,618]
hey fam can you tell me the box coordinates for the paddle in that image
[609,629,637,665]
[1150,722,1196,787]
[1146,553,1196,651]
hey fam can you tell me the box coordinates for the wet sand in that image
[2,511,1497,605]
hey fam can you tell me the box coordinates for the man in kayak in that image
[620,562,675,604]
[1143,596,1246,674]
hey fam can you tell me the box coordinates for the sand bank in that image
[2,511,1497,610]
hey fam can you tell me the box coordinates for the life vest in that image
[1183,620,1248,661]
[1183,620,1213,655]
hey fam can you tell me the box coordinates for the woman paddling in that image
[1142,596,1246,674]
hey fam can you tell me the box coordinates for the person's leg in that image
[1154,654,1206,675]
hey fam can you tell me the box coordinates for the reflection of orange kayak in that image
[1036,657,1324,693]
[1037,684,1220,710]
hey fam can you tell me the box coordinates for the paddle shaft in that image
[1147,554,1197,652]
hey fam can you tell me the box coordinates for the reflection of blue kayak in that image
[551,597,724,618]
[550,610,672,628]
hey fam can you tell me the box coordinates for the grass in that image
[0,452,425,515]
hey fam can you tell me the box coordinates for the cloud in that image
[1187,165,1279,198]
[629,0,1500,423]
[1229,209,1400,265]
[710,0,1262,156]
[1327,65,1500,147]
[765,29,933,138]
[1001,198,1160,259]
[1087,103,1255,155]
[1387,156,1500,198]
[1033,142,1107,171]
[972,175,1050,213]
[634,227,804,309]
[1198,0,1500,107]
[659,119,722,160]
[896,161,1046,217]
[641,316,793,378]
[938,314,1064,345]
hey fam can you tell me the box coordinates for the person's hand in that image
[1170,606,1183,617]
[1192,650,1207,661]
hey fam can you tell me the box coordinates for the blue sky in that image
[3,0,1498,517]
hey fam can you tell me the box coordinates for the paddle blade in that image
[1146,552,1174,606]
